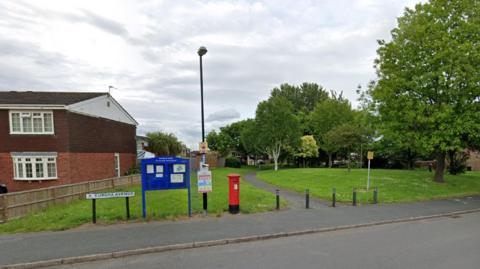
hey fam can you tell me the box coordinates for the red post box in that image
[228,174,240,214]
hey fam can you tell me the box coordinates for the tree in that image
[296,135,319,167]
[146,131,183,156]
[270,82,329,113]
[255,96,301,171]
[240,119,264,164]
[310,97,355,166]
[326,123,364,172]
[310,98,355,141]
[206,130,233,157]
[371,0,480,182]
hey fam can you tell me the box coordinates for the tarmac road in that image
[50,212,480,269]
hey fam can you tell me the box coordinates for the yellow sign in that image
[199,142,208,154]
[367,151,374,160]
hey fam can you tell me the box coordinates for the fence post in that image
[0,195,7,222]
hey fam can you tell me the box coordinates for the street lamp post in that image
[198,46,208,216]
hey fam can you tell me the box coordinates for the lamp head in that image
[197,46,207,56]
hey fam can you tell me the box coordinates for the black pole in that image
[332,188,336,207]
[199,49,208,216]
[126,197,130,220]
[352,188,357,206]
[92,199,96,224]
[305,189,310,209]
[373,187,378,204]
[276,189,280,210]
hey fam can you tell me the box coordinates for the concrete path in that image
[0,173,479,266]
[49,211,480,269]
[243,172,330,209]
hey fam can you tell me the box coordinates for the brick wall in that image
[67,112,136,153]
[0,152,136,192]
[0,110,70,152]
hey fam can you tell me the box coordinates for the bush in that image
[225,156,242,168]
[448,151,468,175]
[125,164,141,175]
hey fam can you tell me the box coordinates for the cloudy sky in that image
[0,0,422,148]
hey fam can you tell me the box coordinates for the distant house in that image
[467,150,480,171]
[0,91,138,192]
[136,135,154,160]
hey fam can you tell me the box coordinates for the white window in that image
[9,111,54,134]
[114,153,120,177]
[13,156,57,180]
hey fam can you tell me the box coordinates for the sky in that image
[0,0,422,149]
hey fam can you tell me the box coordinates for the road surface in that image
[50,212,480,269]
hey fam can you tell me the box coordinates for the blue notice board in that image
[141,156,191,218]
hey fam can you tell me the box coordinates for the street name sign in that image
[86,192,135,199]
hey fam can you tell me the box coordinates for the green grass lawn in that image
[257,168,480,204]
[0,168,281,234]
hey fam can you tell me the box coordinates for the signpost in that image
[367,151,374,190]
[197,169,212,193]
[141,157,191,219]
[86,192,135,223]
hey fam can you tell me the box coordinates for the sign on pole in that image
[199,142,208,154]
[197,170,212,193]
[367,151,373,190]
[86,192,135,199]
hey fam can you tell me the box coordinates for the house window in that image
[9,111,54,134]
[114,153,120,177]
[13,156,57,180]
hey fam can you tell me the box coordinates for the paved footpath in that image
[1,173,480,266]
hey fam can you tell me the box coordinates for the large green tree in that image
[296,135,319,167]
[146,131,183,156]
[255,96,301,171]
[371,0,480,182]
[270,82,329,113]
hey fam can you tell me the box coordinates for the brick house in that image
[0,91,138,192]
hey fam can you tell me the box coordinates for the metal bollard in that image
[92,199,96,224]
[352,188,357,206]
[126,197,131,220]
[332,188,336,207]
[276,189,280,210]
[373,187,378,204]
[305,189,310,209]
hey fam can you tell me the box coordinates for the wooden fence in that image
[0,174,140,223]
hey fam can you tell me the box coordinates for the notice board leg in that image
[188,186,192,217]
[92,199,96,224]
[126,197,130,220]
[142,190,147,219]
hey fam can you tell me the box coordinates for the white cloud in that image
[206,109,241,122]
[0,0,424,148]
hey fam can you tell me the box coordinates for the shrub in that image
[225,156,242,168]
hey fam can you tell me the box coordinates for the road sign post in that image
[86,192,135,223]
[367,151,374,190]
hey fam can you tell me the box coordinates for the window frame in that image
[9,110,55,135]
[12,156,58,180]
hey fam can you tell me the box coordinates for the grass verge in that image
[0,168,281,234]
[257,168,480,203]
